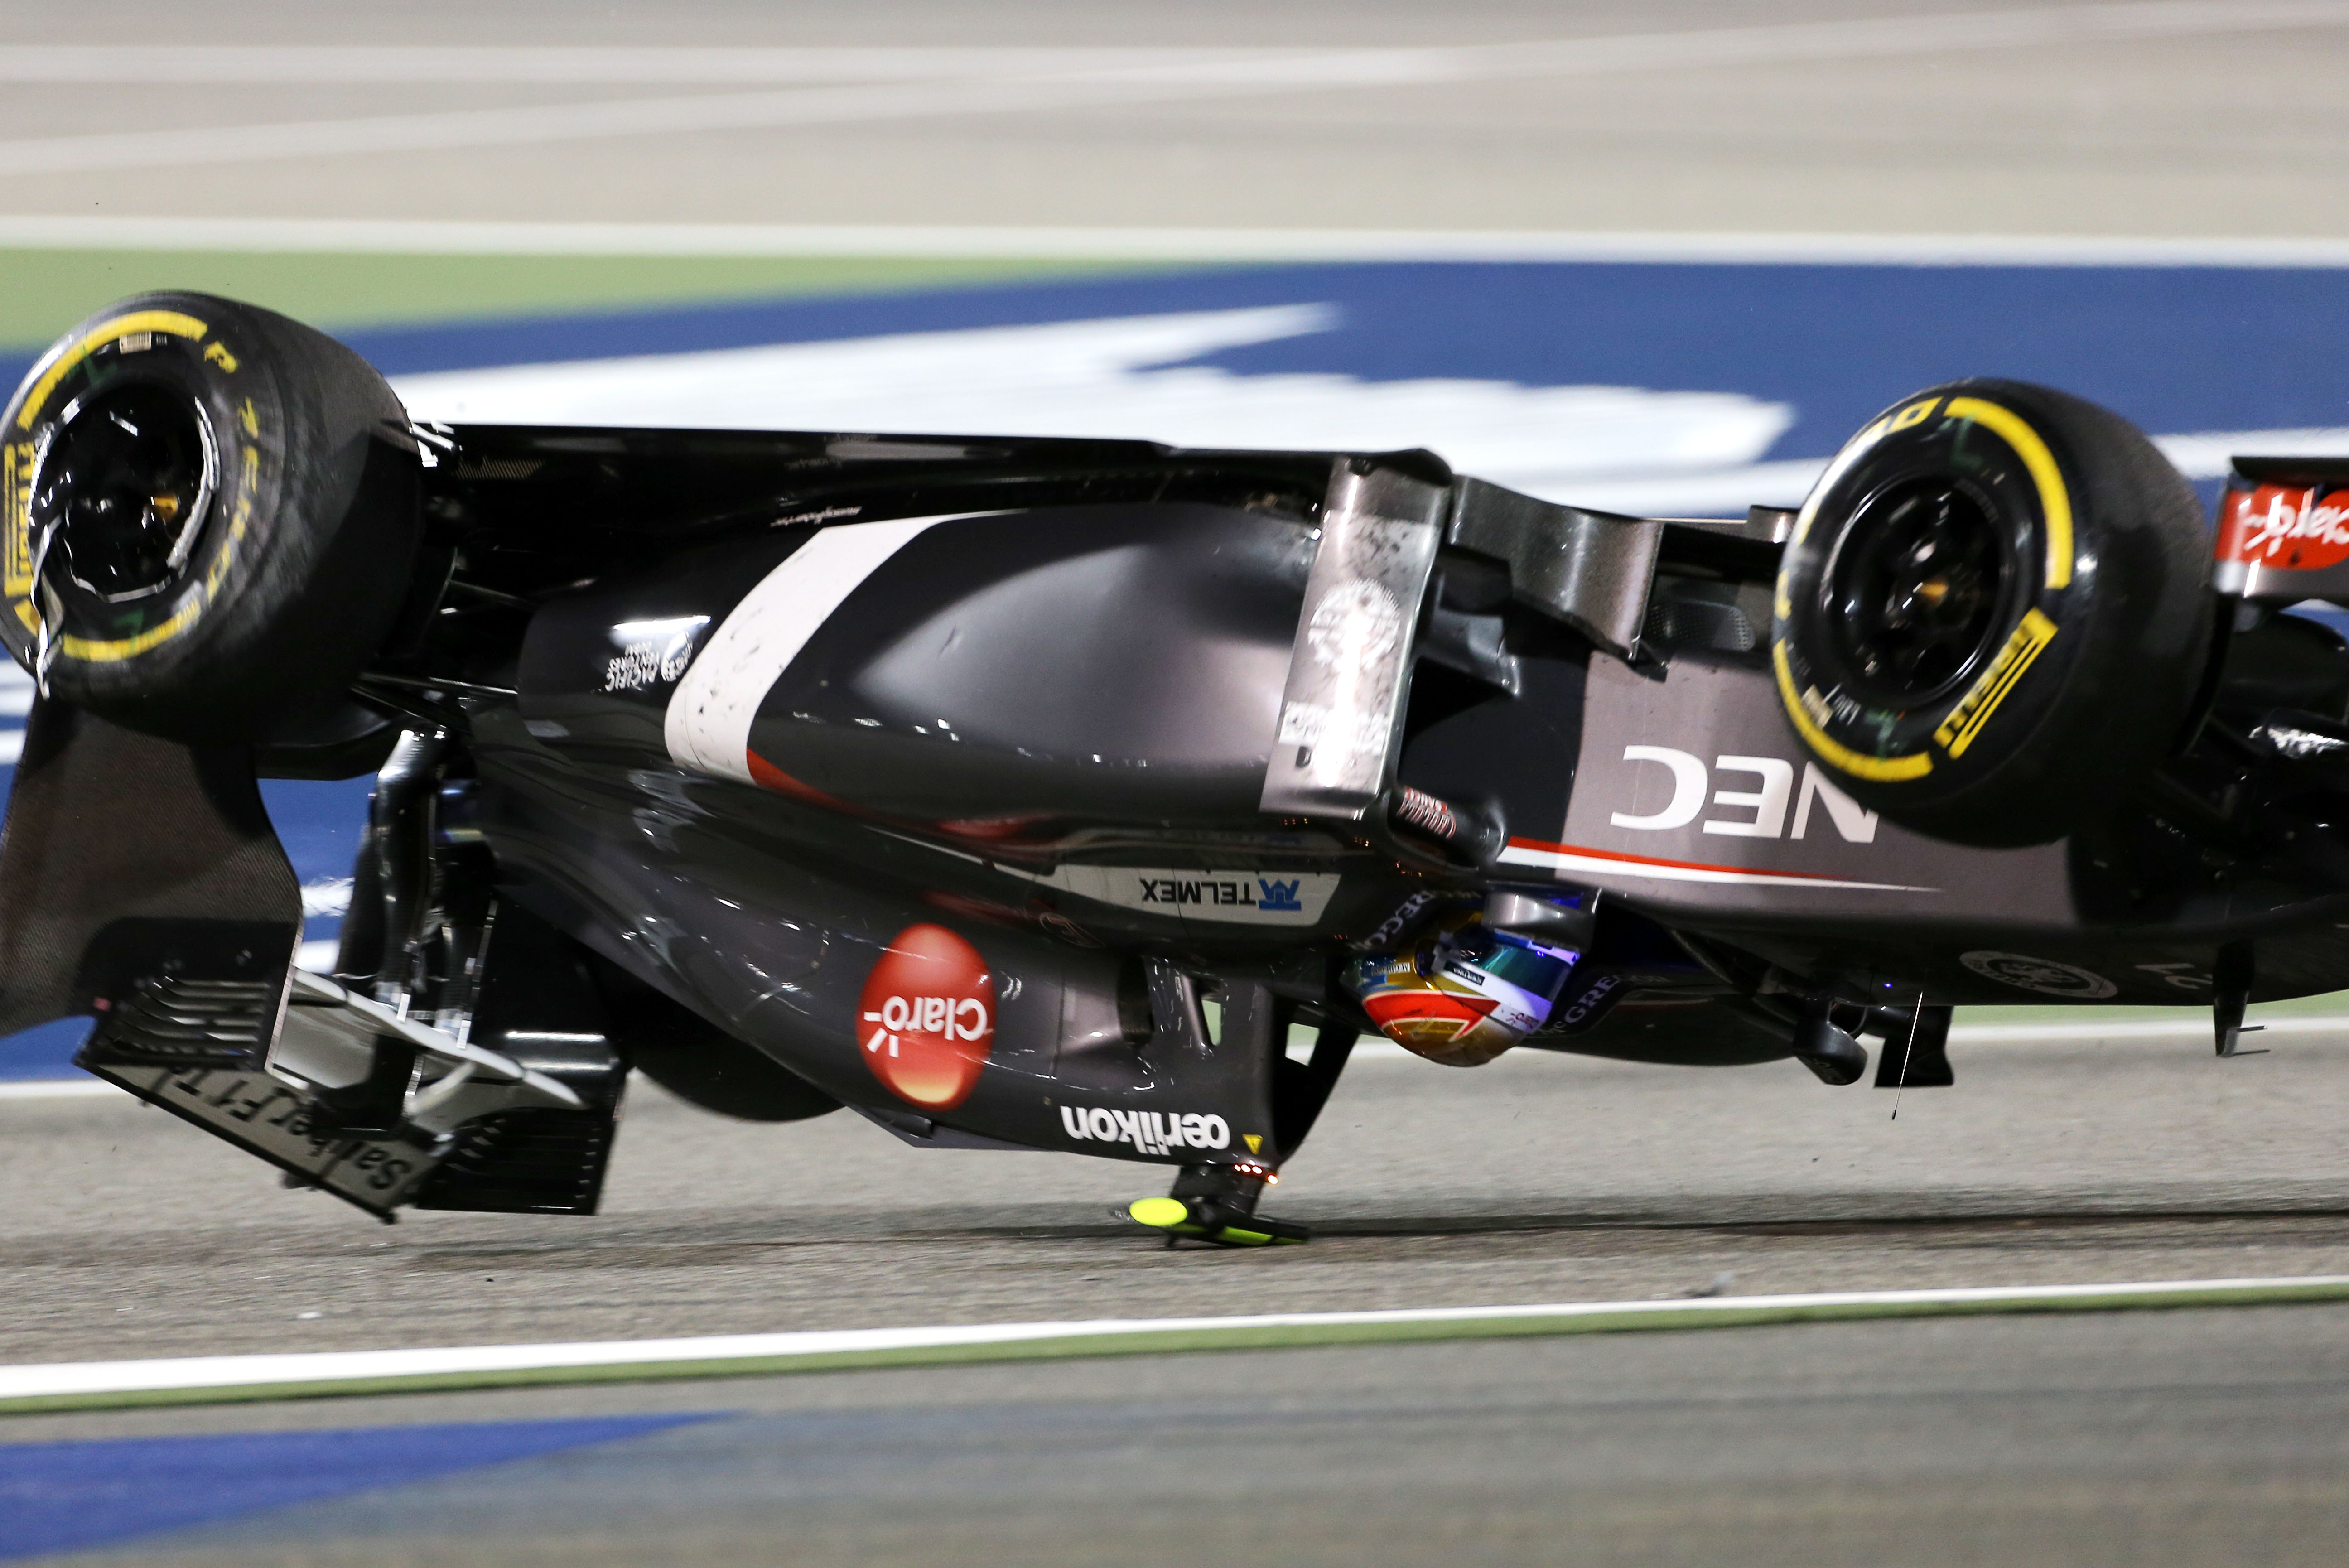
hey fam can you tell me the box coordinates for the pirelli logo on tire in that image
[1934,608,2058,759]
[3,437,31,601]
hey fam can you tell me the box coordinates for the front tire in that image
[1,292,420,742]
[1770,380,2210,847]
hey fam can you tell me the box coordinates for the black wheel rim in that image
[1816,475,2020,708]
[31,381,217,604]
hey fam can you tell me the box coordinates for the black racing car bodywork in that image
[3,297,2345,1243]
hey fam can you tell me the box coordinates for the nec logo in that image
[1608,746,1878,843]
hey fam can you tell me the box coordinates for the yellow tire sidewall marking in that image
[3,312,248,664]
[1943,396,2074,590]
[14,310,211,433]
[1886,396,1941,433]
[1774,391,2077,785]
[1771,641,1934,782]
[58,600,203,663]
[1778,397,1941,621]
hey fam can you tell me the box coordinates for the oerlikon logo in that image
[858,924,994,1110]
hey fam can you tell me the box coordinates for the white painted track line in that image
[0,1079,112,1100]
[6,1276,2348,1411]
[13,218,2349,269]
[2,6,2346,174]
[3,9,2344,87]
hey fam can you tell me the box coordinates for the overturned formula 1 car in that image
[0,292,2339,1244]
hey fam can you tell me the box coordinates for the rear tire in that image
[1,292,419,742]
[1770,380,2211,847]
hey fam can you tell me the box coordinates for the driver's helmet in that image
[1344,903,1581,1066]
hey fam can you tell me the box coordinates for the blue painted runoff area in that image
[327,260,2349,459]
[0,1413,713,1560]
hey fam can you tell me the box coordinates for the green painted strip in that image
[10,1278,2349,1418]
[0,250,1191,357]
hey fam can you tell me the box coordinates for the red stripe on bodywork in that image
[745,749,856,811]
[1504,837,1853,882]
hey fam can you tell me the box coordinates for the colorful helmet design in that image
[1344,905,1580,1066]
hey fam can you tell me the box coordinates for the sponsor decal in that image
[1305,578,1404,672]
[1274,697,1390,761]
[603,615,708,694]
[858,924,995,1110]
[1541,971,1629,1035]
[1933,608,2056,758]
[1608,746,1879,842]
[2136,961,2212,993]
[1391,786,1459,842]
[1059,1104,1232,1156]
[1273,574,1412,777]
[1120,873,1309,916]
[2220,483,2349,571]
[775,504,862,527]
[1003,864,1341,926]
[1959,950,2117,999]
[1356,889,1442,950]
[1256,878,1304,912]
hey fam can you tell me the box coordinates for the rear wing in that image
[2214,456,2349,601]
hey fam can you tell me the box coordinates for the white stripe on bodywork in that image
[664,513,980,784]
[1495,841,1935,893]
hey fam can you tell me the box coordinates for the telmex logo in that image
[1137,875,1303,913]
[1609,746,1879,842]
[1008,863,1339,925]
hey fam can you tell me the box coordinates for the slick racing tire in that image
[1770,379,2209,847]
[0,292,420,742]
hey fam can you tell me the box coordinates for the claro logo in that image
[859,924,995,1111]
[1608,746,1879,843]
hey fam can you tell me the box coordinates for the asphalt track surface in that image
[6,1309,2349,1568]
[11,1034,2349,1563]
[14,1031,2349,1367]
[8,2,2349,1561]
[9,0,2349,237]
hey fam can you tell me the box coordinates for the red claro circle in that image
[857,924,995,1110]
